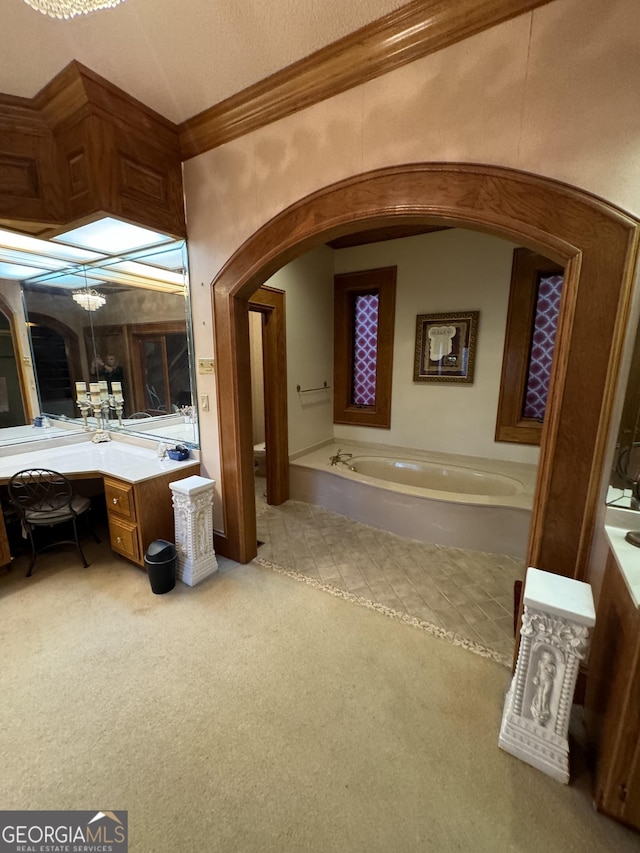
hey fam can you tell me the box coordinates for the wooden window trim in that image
[334,266,396,429]
[495,248,564,445]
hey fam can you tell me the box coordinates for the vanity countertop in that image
[605,506,640,608]
[0,437,199,485]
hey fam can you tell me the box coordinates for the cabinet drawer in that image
[105,478,135,521]
[109,517,140,563]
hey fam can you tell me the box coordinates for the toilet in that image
[253,442,267,477]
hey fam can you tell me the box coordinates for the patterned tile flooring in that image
[254,478,524,665]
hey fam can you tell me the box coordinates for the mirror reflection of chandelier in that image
[23,0,125,19]
[72,289,106,311]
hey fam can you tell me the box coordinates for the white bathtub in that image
[347,456,523,498]
[289,443,537,558]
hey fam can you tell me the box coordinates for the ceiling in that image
[2,0,407,124]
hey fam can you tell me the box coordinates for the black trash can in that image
[144,539,177,594]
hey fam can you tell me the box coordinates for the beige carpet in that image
[1,540,637,853]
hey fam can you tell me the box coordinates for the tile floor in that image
[255,478,524,661]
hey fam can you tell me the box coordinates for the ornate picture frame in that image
[413,311,479,383]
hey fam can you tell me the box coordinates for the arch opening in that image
[211,163,639,574]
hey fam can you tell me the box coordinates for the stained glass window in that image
[352,293,379,406]
[522,274,564,420]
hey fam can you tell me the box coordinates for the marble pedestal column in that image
[169,475,218,586]
[499,566,596,783]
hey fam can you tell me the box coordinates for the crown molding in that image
[179,0,552,161]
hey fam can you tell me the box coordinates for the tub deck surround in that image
[293,442,537,507]
[289,442,537,557]
[347,456,524,498]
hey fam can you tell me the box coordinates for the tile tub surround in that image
[290,442,537,558]
[256,488,522,663]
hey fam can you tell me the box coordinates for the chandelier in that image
[72,289,106,311]
[23,0,125,19]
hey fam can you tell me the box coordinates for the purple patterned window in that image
[522,273,564,420]
[352,293,379,406]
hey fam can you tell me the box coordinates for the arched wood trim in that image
[212,163,639,575]
[0,294,32,423]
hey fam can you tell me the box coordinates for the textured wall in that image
[184,0,640,536]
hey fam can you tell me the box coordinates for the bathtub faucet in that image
[329,449,353,467]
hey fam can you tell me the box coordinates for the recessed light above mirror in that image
[52,217,174,255]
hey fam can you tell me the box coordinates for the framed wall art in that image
[413,311,479,383]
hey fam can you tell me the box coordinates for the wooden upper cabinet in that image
[0,97,64,228]
[0,62,185,239]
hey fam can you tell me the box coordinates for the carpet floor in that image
[0,538,637,852]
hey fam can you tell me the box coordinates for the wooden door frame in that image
[0,294,33,423]
[211,162,639,568]
[249,286,289,506]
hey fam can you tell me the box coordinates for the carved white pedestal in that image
[499,567,595,783]
[169,475,218,586]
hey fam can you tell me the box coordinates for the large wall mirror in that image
[609,320,640,507]
[0,220,198,448]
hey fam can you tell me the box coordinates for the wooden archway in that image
[212,163,639,574]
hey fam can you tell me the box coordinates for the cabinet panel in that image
[0,519,11,567]
[109,516,140,563]
[105,465,199,568]
[586,549,640,829]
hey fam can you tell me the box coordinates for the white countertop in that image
[605,506,640,608]
[0,437,198,485]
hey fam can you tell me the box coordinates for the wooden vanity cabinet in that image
[0,519,11,568]
[105,465,199,568]
[585,549,640,830]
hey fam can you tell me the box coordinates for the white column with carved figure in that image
[499,567,595,783]
[169,475,218,586]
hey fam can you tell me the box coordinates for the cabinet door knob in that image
[112,497,119,504]
[116,536,123,544]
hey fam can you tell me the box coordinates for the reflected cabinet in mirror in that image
[0,221,198,448]
[609,318,640,509]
